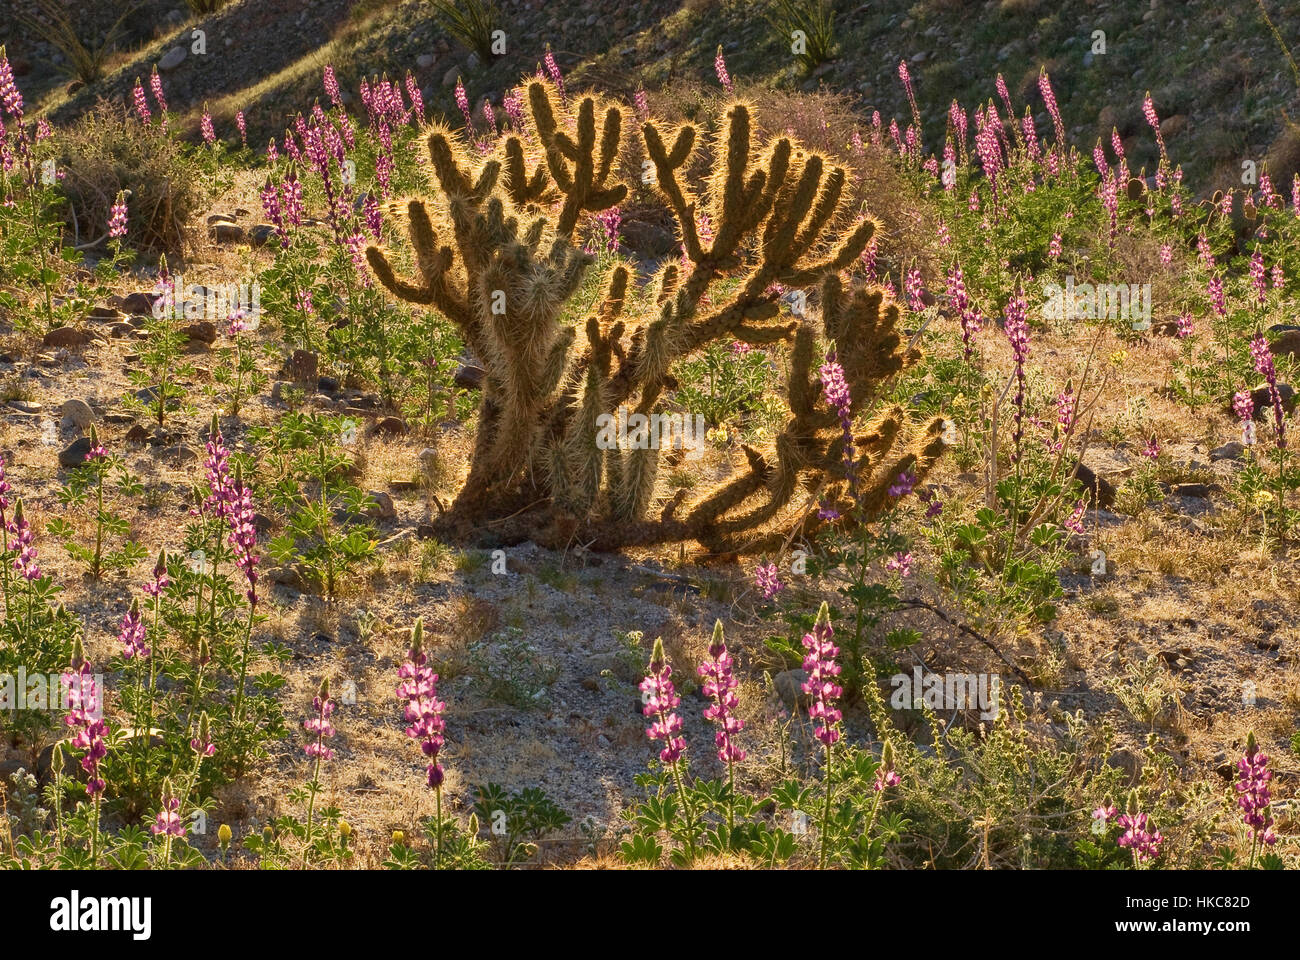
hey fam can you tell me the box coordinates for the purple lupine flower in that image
[1236,735,1277,847]
[633,87,649,121]
[1272,264,1284,289]
[1220,190,1233,218]
[899,60,922,147]
[202,423,234,519]
[149,67,167,124]
[504,87,526,130]
[1250,248,1267,306]
[1142,436,1160,460]
[62,648,106,795]
[266,137,278,163]
[754,562,783,600]
[948,263,982,359]
[235,110,246,147]
[261,178,288,248]
[1293,173,1300,214]
[304,686,336,761]
[884,551,913,577]
[889,469,916,499]
[1063,499,1086,535]
[119,599,150,660]
[1176,312,1193,338]
[801,604,842,746]
[1038,68,1065,149]
[698,622,744,765]
[0,48,24,118]
[132,79,151,124]
[1004,290,1030,458]
[543,45,566,104]
[1233,390,1255,425]
[454,77,473,131]
[715,45,734,94]
[282,173,304,227]
[874,742,900,792]
[397,621,446,788]
[405,72,424,122]
[7,501,39,582]
[904,267,925,311]
[108,192,129,239]
[0,454,11,516]
[818,501,841,521]
[151,792,185,837]
[1259,171,1279,209]
[323,65,341,107]
[362,191,382,241]
[1116,810,1163,863]
[1110,127,1125,161]
[641,640,685,764]
[860,236,878,281]
[200,106,216,146]
[1207,275,1226,317]
[1143,92,1166,163]
[482,97,497,136]
[227,469,260,608]
[189,711,215,758]
[819,351,860,500]
[345,231,371,286]
[1250,333,1287,449]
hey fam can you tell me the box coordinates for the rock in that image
[160,444,198,463]
[209,222,246,244]
[182,320,218,345]
[1159,114,1188,139]
[442,65,461,87]
[620,218,675,256]
[42,326,92,349]
[417,53,436,69]
[1246,383,1296,417]
[366,416,408,438]
[86,305,124,323]
[104,412,134,425]
[317,375,340,393]
[418,447,439,474]
[125,424,151,444]
[121,292,155,315]
[774,669,809,712]
[466,51,481,70]
[453,363,484,390]
[364,490,397,521]
[206,213,238,226]
[1171,482,1211,499]
[388,479,419,492]
[1211,441,1245,461]
[252,513,275,534]
[267,564,305,590]
[58,436,92,467]
[60,398,94,429]
[1072,463,1117,508]
[1269,329,1300,361]
[282,349,319,383]
[109,322,136,338]
[248,223,277,246]
[157,46,187,71]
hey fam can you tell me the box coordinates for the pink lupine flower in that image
[149,67,167,122]
[1159,243,1172,265]
[1142,436,1160,460]
[698,622,744,765]
[303,687,336,761]
[1176,312,1193,338]
[633,86,649,121]
[904,267,925,311]
[1038,68,1065,148]
[63,650,106,795]
[889,469,916,499]
[1250,333,1287,449]
[1063,500,1086,535]
[235,110,246,147]
[543,45,566,104]
[1293,173,1300,214]
[1049,232,1062,259]
[227,470,260,608]
[323,64,341,107]
[874,743,900,791]
[282,173,304,227]
[362,191,382,241]
[1272,264,1284,289]
[151,791,185,838]
[819,351,859,499]
[801,604,842,746]
[1004,290,1031,457]
[0,49,24,118]
[1110,127,1125,161]
[266,137,279,163]
[1233,390,1255,425]
[1249,248,1267,306]
[504,87,526,129]
[108,192,129,239]
[1196,233,1215,269]
[454,77,473,130]
[641,640,685,764]
[405,72,424,122]
[261,178,288,248]
[119,599,150,660]
[1116,810,1163,863]
[884,551,913,577]
[714,45,734,94]
[397,621,446,788]
[1236,734,1277,848]
[1220,190,1233,217]
[860,236,878,281]
[132,78,151,124]
[1207,275,1226,317]
[755,562,783,600]
[1143,92,1166,161]
[7,500,39,582]
[200,106,216,146]
[190,712,215,757]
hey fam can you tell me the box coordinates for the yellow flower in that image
[1109,350,1128,367]
[391,830,405,845]
[217,823,232,846]
[339,819,352,840]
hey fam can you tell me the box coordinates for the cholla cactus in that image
[367,81,946,553]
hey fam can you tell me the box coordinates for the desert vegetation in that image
[0,0,1297,878]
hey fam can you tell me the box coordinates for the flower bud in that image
[218,823,232,846]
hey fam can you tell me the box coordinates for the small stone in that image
[157,46,187,71]
[267,564,305,590]
[248,223,277,246]
[160,444,198,463]
[182,320,218,345]
[125,424,150,444]
[1249,383,1296,418]
[774,669,809,712]
[283,350,319,383]
[1210,441,1246,461]
[103,412,134,425]
[317,375,340,393]
[42,326,93,349]
[417,53,436,69]
[366,416,408,439]
[60,398,94,429]
[209,222,246,244]
[1073,463,1117,508]
[364,490,397,521]
[388,479,419,492]
[86,305,124,323]
[121,292,155,315]
[1171,483,1211,499]
[206,213,238,226]
[59,436,93,467]
[442,65,461,87]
